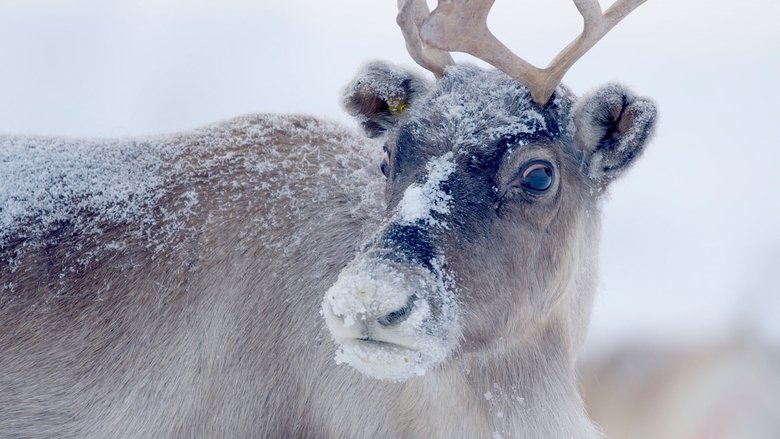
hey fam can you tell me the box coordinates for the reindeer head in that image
[322,0,655,381]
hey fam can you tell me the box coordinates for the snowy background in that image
[1,0,778,355]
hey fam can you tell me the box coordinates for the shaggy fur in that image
[0,63,656,438]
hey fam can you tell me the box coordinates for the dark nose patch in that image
[382,223,436,270]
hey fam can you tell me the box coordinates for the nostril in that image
[378,294,417,327]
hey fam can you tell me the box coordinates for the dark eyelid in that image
[516,159,553,177]
[522,162,548,178]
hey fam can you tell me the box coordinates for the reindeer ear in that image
[342,62,430,138]
[573,83,657,187]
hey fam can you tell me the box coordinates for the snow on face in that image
[322,152,460,380]
[324,149,461,380]
[396,152,455,228]
[401,65,575,165]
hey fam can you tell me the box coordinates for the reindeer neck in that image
[400,319,599,439]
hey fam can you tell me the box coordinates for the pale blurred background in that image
[1,1,778,437]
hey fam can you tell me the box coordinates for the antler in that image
[396,0,455,78]
[398,0,648,104]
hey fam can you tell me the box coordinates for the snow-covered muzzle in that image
[322,153,459,381]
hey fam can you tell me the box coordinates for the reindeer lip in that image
[337,337,421,369]
[351,337,417,351]
[332,337,430,382]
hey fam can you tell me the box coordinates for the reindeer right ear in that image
[572,83,657,188]
[342,62,430,138]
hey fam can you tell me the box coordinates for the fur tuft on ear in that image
[573,83,657,187]
[342,62,430,138]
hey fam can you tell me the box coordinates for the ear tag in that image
[388,100,408,113]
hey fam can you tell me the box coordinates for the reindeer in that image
[0,1,655,437]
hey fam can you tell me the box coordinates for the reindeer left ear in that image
[573,83,657,187]
[342,62,430,138]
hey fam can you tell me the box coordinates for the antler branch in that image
[543,0,648,102]
[398,0,648,104]
[396,0,454,78]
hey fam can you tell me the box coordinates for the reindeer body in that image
[0,115,382,437]
[1,64,655,438]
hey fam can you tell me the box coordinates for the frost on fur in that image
[396,152,455,228]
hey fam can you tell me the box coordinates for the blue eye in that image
[513,160,554,195]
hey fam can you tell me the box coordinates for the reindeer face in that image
[322,63,656,381]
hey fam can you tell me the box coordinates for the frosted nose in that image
[324,268,418,328]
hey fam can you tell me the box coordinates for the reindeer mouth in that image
[335,337,427,381]
[347,337,418,354]
[356,337,398,346]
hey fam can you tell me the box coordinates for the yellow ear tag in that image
[388,101,407,114]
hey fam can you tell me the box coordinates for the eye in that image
[510,160,554,195]
[379,149,390,177]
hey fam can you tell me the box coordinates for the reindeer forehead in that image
[399,66,575,163]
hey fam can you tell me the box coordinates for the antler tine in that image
[544,0,649,99]
[397,0,455,78]
[420,0,648,104]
